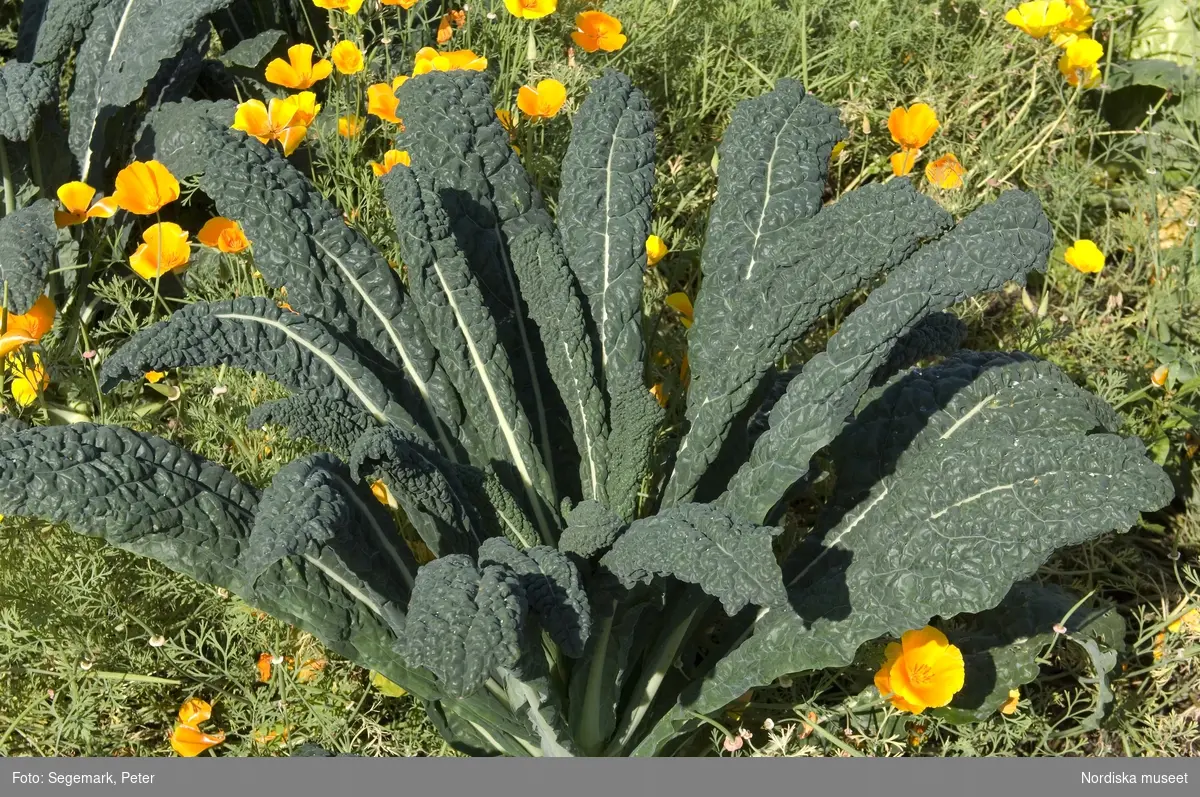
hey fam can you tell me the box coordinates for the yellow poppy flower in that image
[1064,238,1104,273]
[338,115,365,137]
[296,658,326,682]
[0,295,56,358]
[380,0,418,6]
[331,40,364,74]
[1151,364,1170,387]
[8,352,49,408]
[232,98,308,156]
[572,11,627,53]
[505,0,556,20]
[411,47,487,76]
[1051,0,1094,46]
[144,370,167,384]
[873,626,965,714]
[1004,1,1072,39]
[1168,608,1199,633]
[650,383,667,408]
[111,160,180,215]
[646,234,669,266]
[291,91,321,126]
[129,222,191,280]
[265,43,333,89]
[888,103,939,150]
[665,292,694,329]
[197,217,250,253]
[925,153,966,189]
[1058,36,1103,88]
[1000,688,1020,715]
[890,148,921,177]
[54,181,117,227]
[370,149,411,176]
[367,83,402,124]
[516,79,567,119]
[311,0,364,13]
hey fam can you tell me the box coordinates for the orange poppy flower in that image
[665,292,694,329]
[296,658,326,682]
[197,217,250,253]
[370,149,411,176]
[1000,688,1021,715]
[338,115,365,137]
[888,103,939,150]
[129,222,191,280]
[312,0,364,13]
[371,479,397,508]
[516,78,567,119]
[380,0,418,6]
[890,148,921,177]
[0,295,56,358]
[504,0,556,19]
[256,653,272,682]
[437,15,454,44]
[265,43,333,89]
[291,91,321,126]
[54,181,117,227]
[170,723,226,757]
[873,626,965,714]
[571,11,627,53]
[331,40,364,74]
[650,383,667,408]
[925,153,965,189]
[232,98,308,156]
[111,160,180,215]
[411,47,487,75]
[367,83,401,124]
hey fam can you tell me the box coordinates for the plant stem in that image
[0,139,14,215]
[606,589,710,754]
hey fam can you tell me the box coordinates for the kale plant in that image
[0,70,1173,756]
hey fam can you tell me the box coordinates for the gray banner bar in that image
[3,757,1195,797]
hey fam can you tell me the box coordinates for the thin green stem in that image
[0,139,14,215]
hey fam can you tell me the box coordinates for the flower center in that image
[908,661,935,687]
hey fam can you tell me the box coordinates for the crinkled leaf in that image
[100,297,410,428]
[670,179,951,504]
[219,28,284,67]
[247,390,374,456]
[559,499,627,561]
[634,379,1171,755]
[507,221,610,504]
[350,426,485,557]
[402,555,528,698]
[478,537,591,658]
[68,0,235,183]
[0,424,257,590]
[134,99,237,179]
[724,190,1054,523]
[0,199,56,315]
[556,71,659,514]
[16,0,107,65]
[397,69,557,502]
[871,312,967,386]
[179,122,464,456]
[0,62,55,142]
[934,581,1125,723]
[248,453,415,631]
[384,164,554,532]
[600,503,786,615]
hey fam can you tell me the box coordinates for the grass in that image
[1,0,1198,757]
